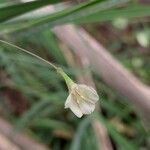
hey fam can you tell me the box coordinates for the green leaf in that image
[0,0,60,22]
[0,0,131,34]
[16,98,62,129]
[70,117,91,150]
[77,4,150,23]
[31,119,72,131]
[1,4,150,35]
[41,30,67,65]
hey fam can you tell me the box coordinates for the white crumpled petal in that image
[65,94,83,118]
[78,100,95,114]
[65,83,99,118]
[75,84,99,103]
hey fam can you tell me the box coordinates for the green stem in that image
[57,67,75,89]
[0,39,58,70]
[0,39,75,89]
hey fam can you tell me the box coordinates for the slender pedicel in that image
[0,40,57,70]
[0,40,74,87]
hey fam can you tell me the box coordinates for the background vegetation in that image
[0,0,149,150]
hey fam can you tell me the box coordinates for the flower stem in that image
[57,67,75,90]
[0,39,58,70]
[0,39,75,89]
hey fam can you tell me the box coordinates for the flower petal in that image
[78,100,95,114]
[65,94,83,118]
[65,94,71,108]
[76,84,99,103]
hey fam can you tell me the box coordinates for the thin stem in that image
[0,40,58,70]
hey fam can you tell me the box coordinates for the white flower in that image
[57,67,99,118]
[65,83,99,118]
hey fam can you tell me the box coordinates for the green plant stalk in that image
[0,39,74,88]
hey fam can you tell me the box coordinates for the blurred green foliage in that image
[0,0,149,150]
